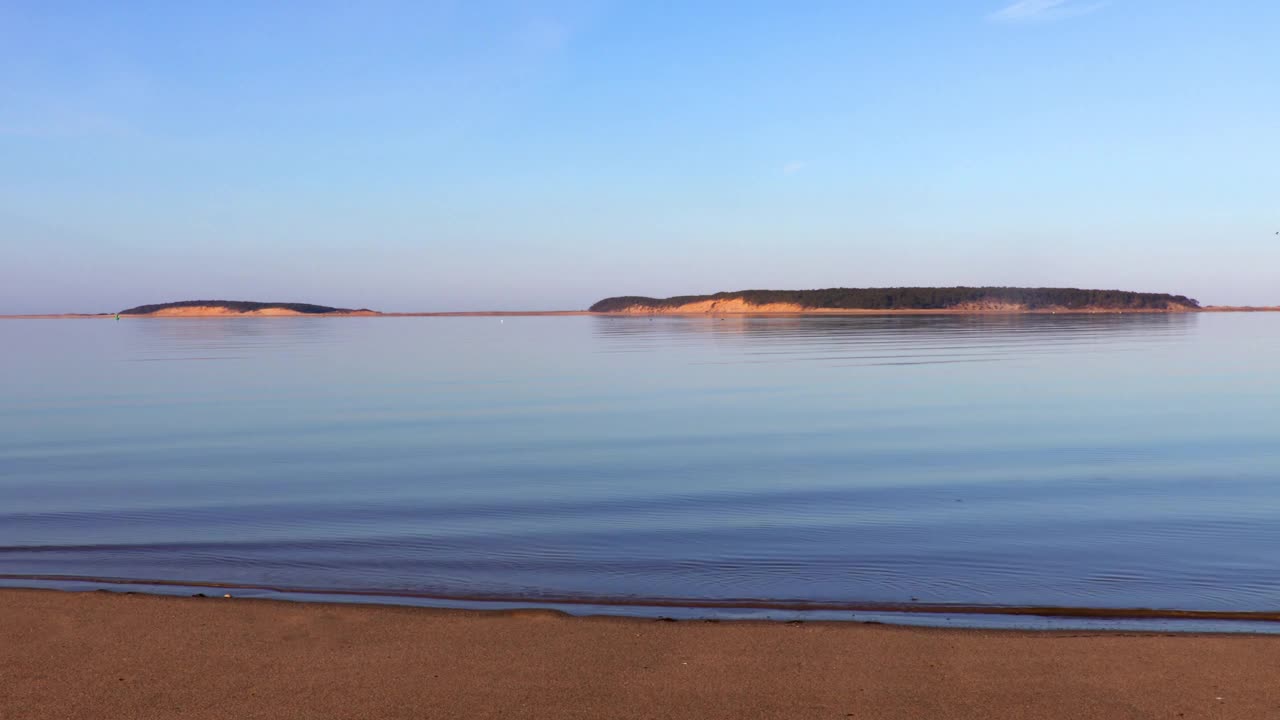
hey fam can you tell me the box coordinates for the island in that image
[13,289,1280,319]
[119,300,379,317]
[589,287,1202,314]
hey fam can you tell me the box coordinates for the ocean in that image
[2,313,1278,630]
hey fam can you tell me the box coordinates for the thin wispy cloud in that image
[988,0,1106,23]
[783,161,807,176]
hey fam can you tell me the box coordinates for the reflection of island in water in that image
[127,309,342,362]
[589,287,1201,314]
[591,310,1198,368]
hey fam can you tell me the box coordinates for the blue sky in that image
[2,1,1277,312]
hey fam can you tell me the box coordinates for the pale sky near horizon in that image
[2,1,1277,313]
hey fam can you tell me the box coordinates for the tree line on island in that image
[588,287,1201,312]
[119,300,358,314]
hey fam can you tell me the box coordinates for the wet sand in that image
[3,589,1278,719]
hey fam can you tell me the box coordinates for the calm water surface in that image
[2,314,1278,622]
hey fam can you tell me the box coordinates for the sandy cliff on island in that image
[146,306,310,317]
[608,298,810,314]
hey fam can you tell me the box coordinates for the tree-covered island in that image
[589,287,1200,313]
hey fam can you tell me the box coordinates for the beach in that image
[3,589,1278,719]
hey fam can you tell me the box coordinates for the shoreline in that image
[5,588,1279,720]
[4,573,1279,627]
[4,306,1280,319]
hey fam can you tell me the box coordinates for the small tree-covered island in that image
[119,300,377,316]
[589,287,1201,314]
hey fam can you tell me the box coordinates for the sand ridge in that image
[146,306,308,317]
[608,298,810,314]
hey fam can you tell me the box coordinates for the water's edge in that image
[4,574,1277,635]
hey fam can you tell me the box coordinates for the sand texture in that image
[3,589,1279,720]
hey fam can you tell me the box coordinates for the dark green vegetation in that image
[119,300,361,314]
[589,287,1200,312]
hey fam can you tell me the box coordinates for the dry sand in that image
[3,589,1278,719]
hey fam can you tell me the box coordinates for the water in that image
[2,313,1278,626]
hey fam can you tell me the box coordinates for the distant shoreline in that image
[6,289,1278,318]
[3,306,1280,319]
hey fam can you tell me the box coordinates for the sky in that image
[2,0,1277,313]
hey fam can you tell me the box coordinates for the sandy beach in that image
[3,589,1278,719]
